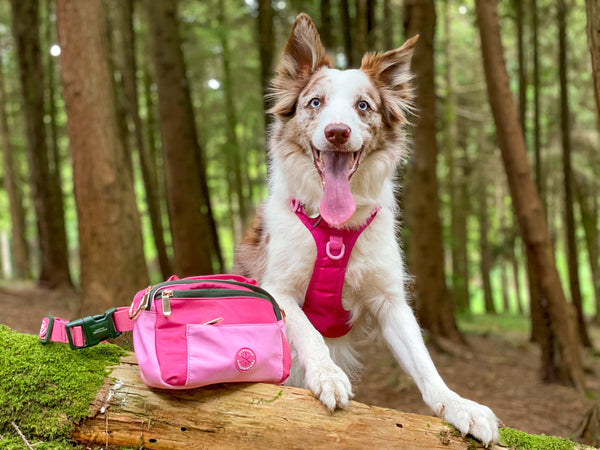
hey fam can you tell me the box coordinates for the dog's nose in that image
[324,123,351,145]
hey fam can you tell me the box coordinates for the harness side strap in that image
[39,307,133,349]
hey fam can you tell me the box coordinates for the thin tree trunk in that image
[320,0,334,51]
[340,0,354,67]
[478,152,496,315]
[404,0,463,343]
[382,0,394,50]
[56,0,149,315]
[574,178,600,324]
[0,53,29,279]
[117,0,171,279]
[511,230,524,315]
[586,0,600,128]
[474,0,584,389]
[514,0,527,135]
[558,0,591,348]
[10,0,72,288]
[218,0,248,237]
[355,0,368,64]
[146,0,221,276]
[257,0,275,135]
[530,0,543,201]
[443,0,469,314]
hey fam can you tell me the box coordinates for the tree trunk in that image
[586,0,600,128]
[474,0,584,389]
[56,0,149,315]
[117,0,172,279]
[382,0,394,50]
[340,0,354,67]
[10,0,72,288]
[574,178,600,324]
[218,0,249,237]
[320,0,334,51]
[257,0,275,135]
[443,0,470,315]
[558,0,591,348]
[403,0,463,343]
[72,354,476,449]
[0,53,29,279]
[530,0,543,202]
[354,0,368,64]
[146,0,221,276]
[478,173,496,315]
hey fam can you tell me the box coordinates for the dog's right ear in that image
[269,14,332,118]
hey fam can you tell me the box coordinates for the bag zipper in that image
[147,279,283,321]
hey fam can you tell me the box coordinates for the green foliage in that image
[499,427,592,450]
[0,325,125,448]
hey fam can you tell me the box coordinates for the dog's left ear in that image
[360,35,419,125]
[269,14,332,117]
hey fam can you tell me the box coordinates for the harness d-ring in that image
[326,240,345,260]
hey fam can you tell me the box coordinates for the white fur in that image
[260,67,500,446]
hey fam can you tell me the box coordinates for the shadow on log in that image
[74,354,478,449]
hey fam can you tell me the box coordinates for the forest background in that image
[0,0,599,443]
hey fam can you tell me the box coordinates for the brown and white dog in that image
[234,14,499,446]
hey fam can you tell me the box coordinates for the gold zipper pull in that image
[162,289,173,317]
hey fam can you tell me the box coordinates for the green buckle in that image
[65,307,121,350]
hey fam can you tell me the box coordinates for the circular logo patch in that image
[236,348,256,372]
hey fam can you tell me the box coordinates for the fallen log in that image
[74,353,473,449]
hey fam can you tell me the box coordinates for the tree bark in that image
[0,53,29,279]
[56,0,149,315]
[257,0,275,135]
[340,0,354,67]
[218,0,249,237]
[474,0,584,389]
[117,0,172,279]
[72,354,475,449]
[146,0,221,276]
[403,0,463,343]
[320,0,334,51]
[558,0,591,348]
[10,0,72,288]
[574,178,600,324]
[443,0,470,314]
[586,0,600,128]
[478,168,496,315]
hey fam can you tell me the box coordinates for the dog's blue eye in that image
[357,101,369,111]
[310,98,321,108]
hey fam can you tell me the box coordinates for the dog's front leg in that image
[262,285,353,411]
[378,299,500,446]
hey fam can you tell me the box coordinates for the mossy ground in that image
[500,427,594,450]
[0,325,125,449]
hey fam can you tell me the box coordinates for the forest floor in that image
[1,282,599,444]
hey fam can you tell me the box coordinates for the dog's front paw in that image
[431,392,500,447]
[305,361,354,411]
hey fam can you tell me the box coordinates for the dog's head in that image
[268,14,417,227]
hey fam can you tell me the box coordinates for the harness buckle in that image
[65,307,121,350]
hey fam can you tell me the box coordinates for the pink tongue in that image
[319,152,356,226]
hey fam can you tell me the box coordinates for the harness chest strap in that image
[291,199,378,338]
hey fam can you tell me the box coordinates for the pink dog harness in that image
[291,199,378,338]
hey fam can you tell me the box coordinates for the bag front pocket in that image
[184,322,286,388]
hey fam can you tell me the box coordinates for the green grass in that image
[458,313,531,337]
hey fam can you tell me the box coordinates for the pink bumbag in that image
[40,274,291,389]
